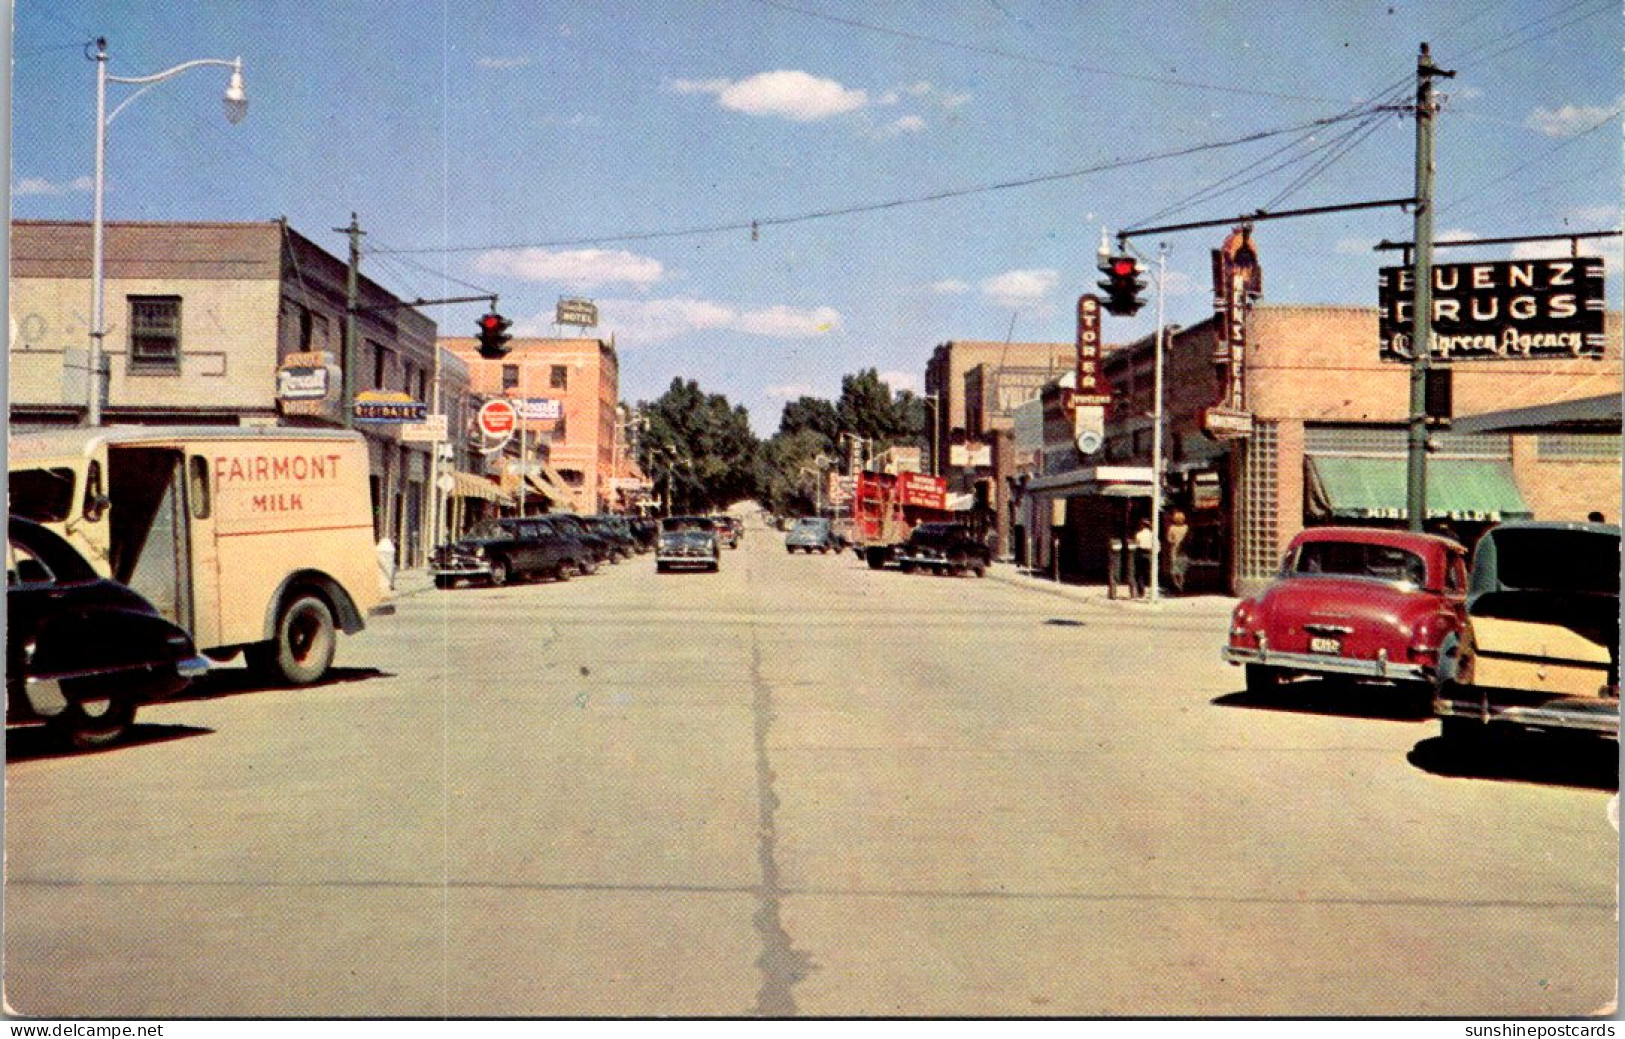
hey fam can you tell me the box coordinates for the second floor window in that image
[550,365,568,390]
[503,364,520,391]
[128,296,182,372]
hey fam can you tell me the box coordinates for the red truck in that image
[852,470,954,569]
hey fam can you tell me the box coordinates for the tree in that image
[753,428,831,517]
[635,378,759,514]
[835,368,924,449]
[777,396,839,451]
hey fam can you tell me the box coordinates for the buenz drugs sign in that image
[1378,257,1605,362]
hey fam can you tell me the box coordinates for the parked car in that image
[897,522,991,577]
[1223,526,1470,696]
[8,516,210,748]
[785,517,838,554]
[629,518,660,553]
[546,514,614,566]
[657,516,721,573]
[582,515,637,561]
[432,517,588,587]
[1434,520,1619,743]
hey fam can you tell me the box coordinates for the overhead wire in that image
[372,102,1402,257]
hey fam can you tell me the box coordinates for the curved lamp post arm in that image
[108,57,246,125]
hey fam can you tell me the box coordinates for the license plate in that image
[1309,636,1342,654]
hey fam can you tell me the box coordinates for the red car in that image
[1223,526,1470,695]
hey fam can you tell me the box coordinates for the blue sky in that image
[12,0,1622,434]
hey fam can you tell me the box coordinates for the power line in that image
[745,0,1349,105]
[1438,107,1620,221]
[373,103,1398,257]
[1262,107,1396,210]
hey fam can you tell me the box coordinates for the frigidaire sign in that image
[1378,257,1606,362]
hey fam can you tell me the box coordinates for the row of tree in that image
[632,369,926,516]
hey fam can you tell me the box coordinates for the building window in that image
[128,296,182,373]
[550,365,568,390]
[1538,433,1623,460]
[503,364,520,391]
[371,342,390,389]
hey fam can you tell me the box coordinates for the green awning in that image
[1305,456,1533,523]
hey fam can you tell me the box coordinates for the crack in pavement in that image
[748,567,814,1016]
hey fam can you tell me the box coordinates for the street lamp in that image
[87,37,247,425]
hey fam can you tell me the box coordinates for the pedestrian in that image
[1132,519,1154,597]
[1164,510,1190,595]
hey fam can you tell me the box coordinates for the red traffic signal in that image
[476,311,513,358]
[1097,254,1146,317]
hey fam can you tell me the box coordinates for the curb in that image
[984,564,1237,616]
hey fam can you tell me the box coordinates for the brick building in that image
[1015,304,1622,595]
[440,336,623,513]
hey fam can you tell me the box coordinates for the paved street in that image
[5,521,1617,1018]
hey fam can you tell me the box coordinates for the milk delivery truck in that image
[9,427,391,685]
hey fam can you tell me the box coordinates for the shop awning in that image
[499,473,568,506]
[450,471,512,505]
[1305,456,1533,523]
[1451,394,1622,435]
[1023,464,1154,499]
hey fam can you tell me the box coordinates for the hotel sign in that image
[1378,257,1606,362]
[556,298,598,328]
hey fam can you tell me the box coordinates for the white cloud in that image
[1511,239,1622,276]
[765,384,818,400]
[734,304,842,337]
[14,176,93,196]
[930,279,971,295]
[1335,236,1378,256]
[877,369,921,394]
[981,268,1058,309]
[476,56,532,69]
[862,114,927,139]
[1526,101,1622,138]
[672,70,869,122]
[591,297,842,344]
[1437,228,1480,243]
[473,248,665,289]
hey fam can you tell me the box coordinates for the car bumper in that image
[1222,644,1428,683]
[433,562,492,579]
[898,553,962,567]
[657,555,716,568]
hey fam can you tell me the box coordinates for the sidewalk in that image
[983,561,1237,617]
[385,567,438,601]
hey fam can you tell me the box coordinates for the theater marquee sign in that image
[1378,257,1606,362]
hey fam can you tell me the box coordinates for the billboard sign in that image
[898,472,947,511]
[353,390,429,424]
[555,298,599,328]
[512,397,564,421]
[1378,257,1606,361]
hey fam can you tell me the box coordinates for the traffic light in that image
[476,311,512,359]
[1097,254,1146,316]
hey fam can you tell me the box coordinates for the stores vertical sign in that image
[1072,294,1111,456]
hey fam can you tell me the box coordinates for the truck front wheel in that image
[250,593,337,686]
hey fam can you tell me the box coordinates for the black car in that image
[432,517,590,587]
[8,516,210,748]
[546,515,615,566]
[629,518,659,553]
[897,522,991,577]
[583,515,638,560]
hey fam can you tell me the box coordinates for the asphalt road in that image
[5,522,1618,1018]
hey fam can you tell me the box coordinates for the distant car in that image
[715,516,743,549]
[1223,526,1470,696]
[657,516,721,573]
[786,517,837,554]
[582,515,637,561]
[629,518,659,553]
[432,517,589,587]
[547,514,615,566]
[8,516,210,748]
[1435,520,1619,743]
[897,522,990,577]
[832,518,855,550]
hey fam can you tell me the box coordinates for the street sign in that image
[353,390,429,423]
[400,414,449,442]
[556,298,598,328]
[512,397,563,421]
[478,399,518,437]
[1378,257,1606,361]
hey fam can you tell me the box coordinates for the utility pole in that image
[1407,43,1453,532]
[1149,243,1168,604]
[336,213,364,431]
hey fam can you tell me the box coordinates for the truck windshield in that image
[9,467,78,523]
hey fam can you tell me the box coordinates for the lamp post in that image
[87,37,246,426]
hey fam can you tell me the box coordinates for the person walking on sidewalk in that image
[1132,519,1154,597]
[1164,510,1190,595]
